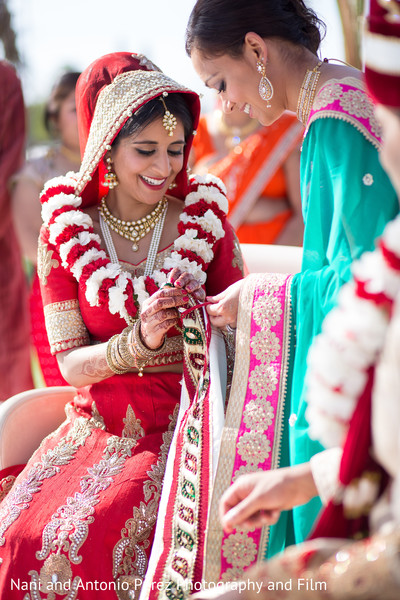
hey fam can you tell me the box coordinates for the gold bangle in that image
[126,319,167,376]
[129,319,167,359]
[106,335,129,375]
[117,326,136,368]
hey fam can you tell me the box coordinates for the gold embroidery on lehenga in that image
[37,240,59,285]
[232,232,244,275]
[36,436,137,562]
[38,554,75,597]
[0,413,103,546]
[113,406,178,599]
[122,405,145,441]
[0,475,16,503]
[27,434,137,597]
[44,300,90,354]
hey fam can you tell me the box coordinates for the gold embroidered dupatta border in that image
[204,273,294,582]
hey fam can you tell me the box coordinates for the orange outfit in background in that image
[192,112,303,243]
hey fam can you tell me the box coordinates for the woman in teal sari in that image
[185,0,398,571]
[140,2,398,597]
[140,1,399,596]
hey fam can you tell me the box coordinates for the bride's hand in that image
[169,267,206,302]
[140,286,188,350]
[206,279,244,329]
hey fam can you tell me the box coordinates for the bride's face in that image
[110,117,186,208]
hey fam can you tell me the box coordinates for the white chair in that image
[0,386,76,470]
[240,243,302,274]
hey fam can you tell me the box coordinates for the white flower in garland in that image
[40,172,228,324]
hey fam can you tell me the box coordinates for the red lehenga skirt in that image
[0,370,181,599]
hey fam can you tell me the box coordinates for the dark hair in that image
[113,93,194,147]
[44,71,81,133]
[185,0,325,58]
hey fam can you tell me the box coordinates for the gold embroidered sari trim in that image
[43,300,90,354]
[204,273,293,582]
[203,274,256,582]
[259,278,293,557]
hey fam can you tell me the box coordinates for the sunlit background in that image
[2,0,349,144]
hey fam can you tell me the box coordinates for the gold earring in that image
[168,181,178,190]
[104,156,118,189]
[256,59,273,108]
[160,92,177,136]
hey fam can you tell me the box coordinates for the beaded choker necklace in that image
[296,60,325,126]
[98,196,168,252]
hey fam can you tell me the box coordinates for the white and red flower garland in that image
[306,213,400,450]
[40,172,228,324]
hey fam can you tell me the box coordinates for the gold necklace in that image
[296,60,325,126]
[98,196,168,252]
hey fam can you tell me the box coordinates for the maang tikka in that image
[256,59,274,108]
[160,92,177,136]
[104,156,119,189]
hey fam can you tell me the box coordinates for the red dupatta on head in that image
[74,51,200,208]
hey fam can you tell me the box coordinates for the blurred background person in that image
[191,100,304,246]
[0,59,33,401]
[11,71,81,387]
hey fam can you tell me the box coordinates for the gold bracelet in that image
[106,335,129,375]
[117,326,136,368]
[126,319,167,376]
[131,319,167,359]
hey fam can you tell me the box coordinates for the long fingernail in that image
[182,295,189,302]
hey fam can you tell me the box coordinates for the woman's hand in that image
[206,279,244,329]
[169,267,206,302]
[219,463,318,533]
[140,286,188,350]
[140,270,205,350]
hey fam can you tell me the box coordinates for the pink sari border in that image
[306,77,383,150]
